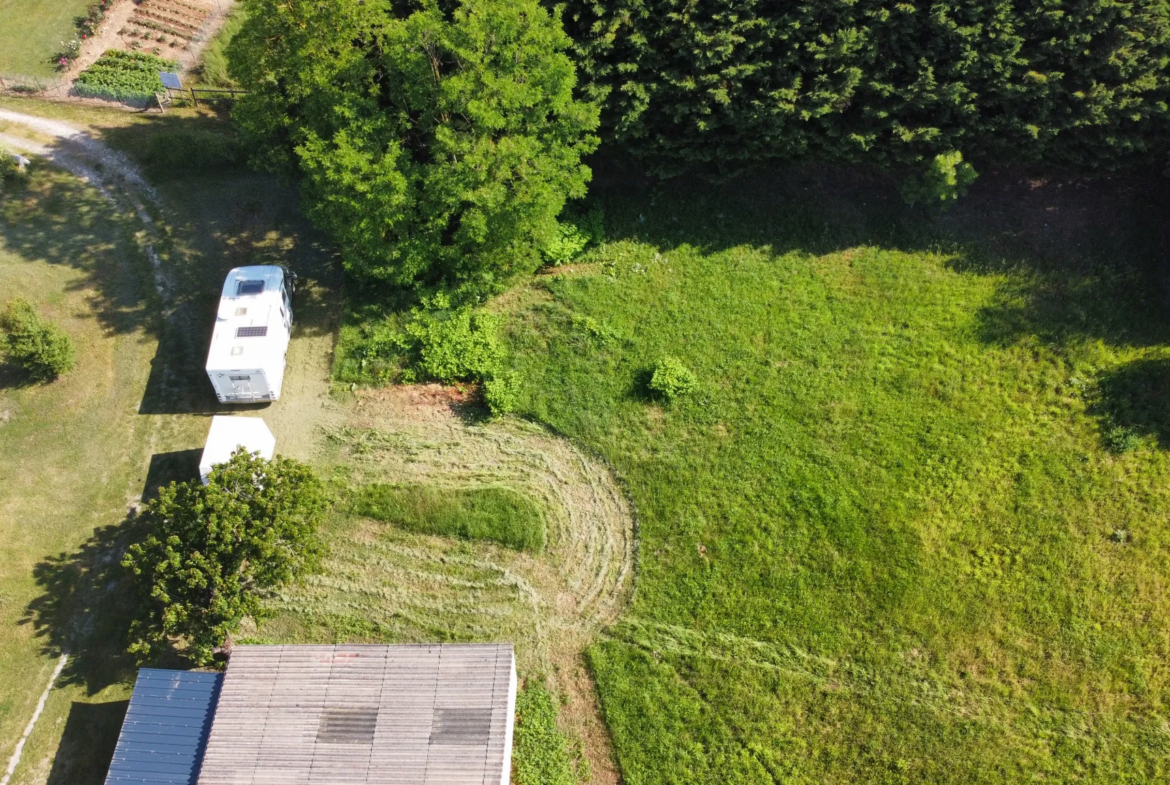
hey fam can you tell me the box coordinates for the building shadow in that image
[46,700,129,785]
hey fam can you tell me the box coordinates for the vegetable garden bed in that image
[74,49,178,101]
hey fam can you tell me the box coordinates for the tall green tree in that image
[123,450,326,665]
[562,0,1170,181]
[229,0,599,291]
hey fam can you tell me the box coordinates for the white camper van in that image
[205,265,295,403]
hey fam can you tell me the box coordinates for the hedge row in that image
[562,0,1170,176]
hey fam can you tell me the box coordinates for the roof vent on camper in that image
[236,326,269,338]
[237,280,265,296]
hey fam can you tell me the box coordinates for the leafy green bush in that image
[229,0,599,291]
[482,371,520,417]
[513,681,581,785]
[541,208,605,266]
[405,308,504,384]
[1,298,75,381]
[648,355,697,402]
[74,50,178,101]
[900,151,979,207]
[354,483,545,551]
[1105,426,1142,454]
[0,150,28,195]
[123,449,327,665]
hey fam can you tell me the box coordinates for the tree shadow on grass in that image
[1089,357,1170,450]
[46,700,128,785]
[594,160,1170,354]
[21,450,203,697]
[22,516,142,697]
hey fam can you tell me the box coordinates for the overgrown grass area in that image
[355,483,545,552]
[513,681,584,785]
[195,5,247,88]
[501,172,1170,782]
[0,0,89,78]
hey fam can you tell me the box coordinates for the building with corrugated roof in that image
[104,644,517,785]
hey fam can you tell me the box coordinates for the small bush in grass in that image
[649,356,697,402]
[541,208,605,267]
[483,371,520,417]
[1,298,75,381]
[1105,426,1142,454]
[405,307,504,384]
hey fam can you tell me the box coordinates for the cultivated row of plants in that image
[74,49,178,100]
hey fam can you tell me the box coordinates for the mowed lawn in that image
[0,165,158,784]
[0,0,90,78]
[504,173,1170,782]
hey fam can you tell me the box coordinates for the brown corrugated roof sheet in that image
[197,644,515,785]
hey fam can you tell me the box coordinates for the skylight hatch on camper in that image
[237,280,265,296]
[236,326,269,338]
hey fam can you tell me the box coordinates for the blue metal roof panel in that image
[104,669,222,785]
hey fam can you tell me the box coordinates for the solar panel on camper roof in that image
[236,280,265,295]
[235,326,268,338]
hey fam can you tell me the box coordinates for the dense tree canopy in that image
[562,0,1170,178]
[229,0,599,291]
[123,450,326,665]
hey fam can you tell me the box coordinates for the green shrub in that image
[648,355,697,402]
[541,208,605,266]
[354,483,545,551]
[1,298,75,381]
[513,681,580,785]
[405,308,504,384]
[0,150,28,195]
[900,151,979,207]
[482,371,520,417]
[1105,426,1142,454]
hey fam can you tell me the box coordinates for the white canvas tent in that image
[199,416,276,484]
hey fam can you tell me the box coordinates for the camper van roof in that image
[206,266,290,371]
[220,266,286,300]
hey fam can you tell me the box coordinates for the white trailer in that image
[198,415,276,484]
[205,265,295,403]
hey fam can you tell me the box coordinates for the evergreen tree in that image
[562,0,1170,180]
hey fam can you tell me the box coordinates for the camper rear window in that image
[237,280,265,295]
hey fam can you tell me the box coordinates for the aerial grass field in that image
[0,0,90,78]
[501,171,1170,783]
[4,94,1170,784]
